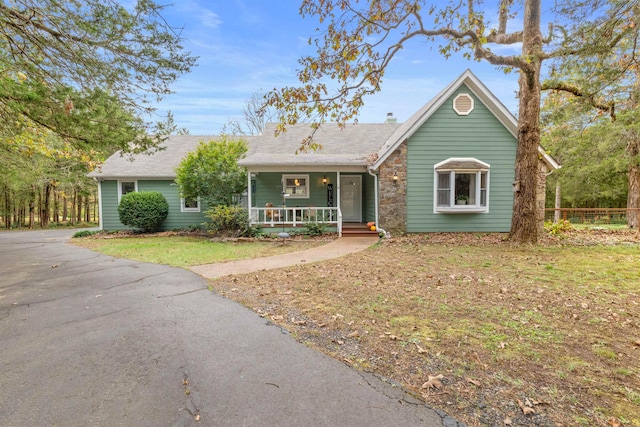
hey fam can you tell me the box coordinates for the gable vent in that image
[453,93,474,116]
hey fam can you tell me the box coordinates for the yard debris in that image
[421,374,444,389]
[415,343,428,354]
[503,416,512,425]
[466,377,481,387]
[517,399,535,415]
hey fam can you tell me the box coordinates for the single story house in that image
[89,69,559,235]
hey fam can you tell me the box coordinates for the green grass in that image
[72,235,323,268]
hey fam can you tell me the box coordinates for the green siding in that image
[406,85,516,232]
[100,179,209,231]
[362,173,376,223]
[253,172,337,209]
[253,172,374,223]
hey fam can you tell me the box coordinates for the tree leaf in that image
[421,374,444,389]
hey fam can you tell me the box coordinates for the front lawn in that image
[72,232,326,268]
[211,230,640,427]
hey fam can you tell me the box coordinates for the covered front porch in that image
[245,170,377,236]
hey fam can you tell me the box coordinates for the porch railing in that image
[250,206,341,230]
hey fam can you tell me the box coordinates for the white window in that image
[181,197,201,212]
[282,174,309,198]
[434,158,489,213]
[117,180,137,202]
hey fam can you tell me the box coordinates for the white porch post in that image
[336,171,341,236]
[247,170,253,224]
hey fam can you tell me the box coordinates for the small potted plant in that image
[455,194,469,205]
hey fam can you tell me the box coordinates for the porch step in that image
[342,222,379,237]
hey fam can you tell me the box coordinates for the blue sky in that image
[157,1,523,135]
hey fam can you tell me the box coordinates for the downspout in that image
[368,167,389,238]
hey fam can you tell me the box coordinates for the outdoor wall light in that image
[322,175,327,185]
[392,172,399,183]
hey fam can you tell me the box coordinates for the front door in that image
[340,175,362,222]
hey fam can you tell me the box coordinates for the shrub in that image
[301,222,327,236]
[72,230,99,238]
[544,219,572,235]
[118,191,169,232]
[205,205,252,236]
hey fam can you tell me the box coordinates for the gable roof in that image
[371,69,559,171]
[238,122,401,169]
[88,135,258,179]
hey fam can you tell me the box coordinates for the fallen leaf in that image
[503,417,512,426]
[195,414,200,422]
[389,335,399,340]
[517,399,535,415]
[608,417,621,427]
[415,344,428,354]
[271,314,284,321]
[347,331,360,338]
[51,265,58,268]
[466,377,481,387]
[634,339,640,347]
[291,318,306,325]
[421,374,444,389]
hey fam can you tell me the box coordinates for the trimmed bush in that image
[205,205,251,237]
[118,191,169,232]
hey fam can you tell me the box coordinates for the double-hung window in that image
[282,174,309,198]
[117,180,137,202]
[181,197,201,212]
[434,158,489,213]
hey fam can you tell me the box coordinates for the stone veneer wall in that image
[378,141,408,233]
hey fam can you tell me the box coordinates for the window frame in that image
[433,158,490,213]
[180,196,201,213]
[282,174,310,199]
[117,180,138,202]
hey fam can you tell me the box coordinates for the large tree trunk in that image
[4,189,11,229]
[62,195,68,222]
[629,164,639,228]
[627,137,640,228]
[29,185,36,229]
[41,182,51,228]
[509,0,542,244]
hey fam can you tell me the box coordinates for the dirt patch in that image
[210,230,640,427]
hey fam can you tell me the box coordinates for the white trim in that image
[117,179,138,202]
[180,197,201,212]
[246,165,367,173]
[339,175,362,222]
[97,180,103,230]
[434,157,490,171]
[282,174,310,198]
[453,93,474,115]
[433,158,490,214]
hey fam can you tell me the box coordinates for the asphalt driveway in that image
[0,229,459,426]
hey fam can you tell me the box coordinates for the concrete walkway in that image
[190,236,379,279]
